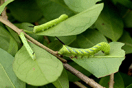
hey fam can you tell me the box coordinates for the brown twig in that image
[25,33,67,63]
[64,63,105,88]
[73,81,87,88]
[0,16,105,88]
[109,73,114,88]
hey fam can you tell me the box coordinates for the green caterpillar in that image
[19,32,36,60]
[58,42,110,58]
[33,14,68,33]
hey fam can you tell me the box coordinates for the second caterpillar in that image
[58,42,110,58]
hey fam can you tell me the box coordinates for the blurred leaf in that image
[40,83,55,88]
[36,0,74,21]
[13,42,63,86]
[0,48,25,88]
[120,72,132,87]
[57,35,76,45]
[99,72,124,88]
[112,0,132,9]
[77,29,108,48]
[53,69,69,88]
[64,0,101,12]
[118,31,132,54]
[6,26,21,44]
[95,2,123,41]
[126,84,132,88]
[123,10,132,28]
[69,39,80,48]
[72,42,125,78]
[0,25,18,56]
[36,4,104,36]
[0,0,14,14]
[7,0,42,22]
[48,40,62,51]
[26,84,38,88]
[67,62,91,82]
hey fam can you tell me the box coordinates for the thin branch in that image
[0,16,22,34]
[0,16,105,88]
[73,81,87,88]
[109,73,114,88]
[64,63,105,88]
[27,37,67,63]
[0,16,66,62]
[0,0,8,20]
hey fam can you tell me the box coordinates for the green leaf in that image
[0,0,14,14]
[57,35,76,45]
[13,42,63,86]
[126,84,132,88]
[48,40,62,51]
[64,0,101,12]
[36,3,104,36]
[71,42,125,78]
[120,72,132,87]
[7,0,42,22]
[118,31,132,54]
[36,0,74,21]
[0,25,18,56]
[112,0,132,9]
[99,72,124,88]
[0,48,25,88]
[6,26,21,44]
[53,69,69,88]
[123,11,132,28]
[95,2,123,41]
[77,29,108,48]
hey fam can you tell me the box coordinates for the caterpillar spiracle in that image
[19,32,36,60]
[58,42,110,58]
[33,14,68,33]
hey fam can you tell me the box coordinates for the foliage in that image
[0,0,132,87]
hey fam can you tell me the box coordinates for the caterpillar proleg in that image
[58,42,110,58]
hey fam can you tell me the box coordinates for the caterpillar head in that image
[100,42,110,55]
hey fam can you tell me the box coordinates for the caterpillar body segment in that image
[33,14,68,33]
[19,32,36,60]
[58,42,110,58]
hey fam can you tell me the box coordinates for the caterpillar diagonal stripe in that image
[58,42,110,58]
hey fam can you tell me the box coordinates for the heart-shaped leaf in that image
[13,42,63,86]
[72,42,125,78]
[35,3,104,36]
